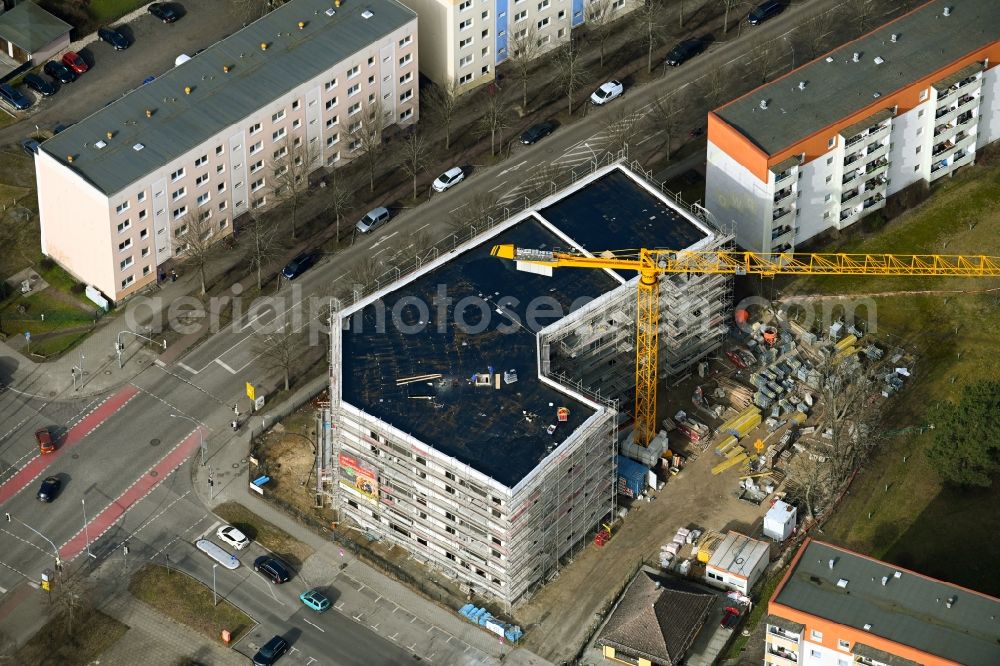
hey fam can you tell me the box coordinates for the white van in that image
[356,206,390,233]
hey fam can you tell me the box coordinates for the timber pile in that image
[716,377,754,409]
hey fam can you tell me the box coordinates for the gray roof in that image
[774,540,1000,665]
[0,1,70,53]
[715,0,1000,155]
[707,531,769,577]
[41,0,416,196]
[598,569,715,665]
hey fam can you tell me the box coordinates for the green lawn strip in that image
[214,501,315,567]
[15,606,128,665]
[724,567,786,659]
[88,0,148,22]
[129,564,253,643]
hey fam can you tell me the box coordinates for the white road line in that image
[175,362,199,374]
[449,203,468,213]
[302,618,325,632]
[0,585,7,593]
[372,231,399,247]
[199,520,222,540]
[240,309,275,331]
[414,223,430,233]
[487,180,508,192]
[636,129,663,146]
[214,359,237,374]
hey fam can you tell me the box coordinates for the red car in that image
[35,427,56,454]
[62,51,88,74]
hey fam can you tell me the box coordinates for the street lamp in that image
[81,498,96,559]
[583,141,599,164]
[5,512,61,572]
[170,413,205,466]
[212,563,219,606]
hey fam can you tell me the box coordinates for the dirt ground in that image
[514,362,774,664]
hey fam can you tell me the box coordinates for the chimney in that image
[106,131,113,140]
[881,576,888,586]
[298,21,305,29]
[890,33,898,43]
[828,558,836,570]
[943,6,951,17]
[798,81,807,90]
[184,86,192,95]
[946,595,956,608]
[66,155,74,163]
[223,65,231,73]
[335,0,341,7]
[145,108,153,118]
[759,99,769,110]
[852,52,861,63]
[261,42,269,51]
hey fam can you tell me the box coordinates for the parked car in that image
[432,167,465,192]
[748,0,784,25]
[21,138,41,156]
[253,556,291,584]
[148,3,181,23]
[281,251,318,279]
[24,74,56,97]
[590,80,624,105]
[216,524,249,550]
[44,61,76,84]
[37,476,61,502]
[0,83,31,111]
[520,121,555,145]
[98,27,130,50]
[252,635,289,666]
[665,38,707,67]
[53,122,71,135]
[355,206,390,233]
[61,52,88,74]
[299,589,331,612]
[35,427,55,453]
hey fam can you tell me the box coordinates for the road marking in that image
[487,180,508,192]
[0,585,6,593]
[370,622,380,630]
[498,160,527,176]
[176,362,199,374]
[240,309,274,331]
[414,223,429,233]
[302,618,325,632]
[334,601,345,610]
[448,203,468,213]
[371,231,398,247]
[199,520,221,540]
[214,359,237,374]
[389,632,398,641]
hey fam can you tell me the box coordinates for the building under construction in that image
[324,163,734,608]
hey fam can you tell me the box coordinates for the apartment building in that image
[766,539,1000,666]
[36,0,417,302]
[705,0,1000,253]
[401,0,637,94]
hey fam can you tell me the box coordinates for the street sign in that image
[246,382,256,400]
[24,331,30,341]
[254,396,265,410]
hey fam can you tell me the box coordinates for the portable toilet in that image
[764,500,797,541]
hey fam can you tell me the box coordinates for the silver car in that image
[356,206,390,233]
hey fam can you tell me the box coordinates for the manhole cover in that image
[233,463,240,469]
[104,371,112,376]
[241,458,248,464]
[150,438,161,447]
[48,391,56,397]
[71,453,79,460]
[150,470,158,477]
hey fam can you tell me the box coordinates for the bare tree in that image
[634,0,665,74]
[51,574,91,641]
[844,0,876,35]
[174,213,221,296]
[648,93,687,157]
[585,0,618,69]
[426,82,458,150]
[269,136,318,240]
[744,37,778,85]
[699,65,733,109]
[354,254,383,290]
[449,191,500,234]
[253,328,304,391]
[399,131,430,200]
[476,90,511,157]
[817,360,884,486]
[720,0,740,35]
[229,0,287,22]
[605,106,644,154]
[795,18,830,62]
[350,100,391,192]
[786,452,833,522]
[507,25,541,112]
[325,173,353,246]
[241,212,285,291]
[554,41,589,115]
[524,162,565,200]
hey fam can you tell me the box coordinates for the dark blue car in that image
[0,83,31,111]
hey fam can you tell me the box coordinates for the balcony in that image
[865,157,888,175]
[845,133,865,148]
[954,131,976,153]
[863,193,885,209]
[956,94,979,115]
[844,151,865,167]
[935,86,958,106]
[932,140,956,158]
[840,205,860,222]
[842,169,861,186]
[773,207,793,224]
[772,227,794,248]
[866,122,890,143]
[935,105,959,124]
[934,122,956,138]
[841,188,861,206]
[956,111,975,128]
[775,169,792,183]
[766,627,801,650]
[863,175,887,193]
[952,150,973,168]
[866,141,889,160]
[957,74,982,91]
[766,646,799,665]
[773,188,794,206]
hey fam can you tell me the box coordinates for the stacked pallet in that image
[716,377,754,409]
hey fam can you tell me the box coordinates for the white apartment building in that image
[766,539,1000,666]
[705,0,1000,253]
[35,0,418,302]
[401,0,637,94]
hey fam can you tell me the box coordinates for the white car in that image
[432,167,465,192]
[591,80,624,105]
[217,524,250,550]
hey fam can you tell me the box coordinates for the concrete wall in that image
[977,65,1000,148]
[30,33,69,65]
[887,101,931,196]
[705,141,771,251]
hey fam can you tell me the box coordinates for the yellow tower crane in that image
[490,245,1000,446]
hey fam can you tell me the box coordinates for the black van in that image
[748,0,784,26]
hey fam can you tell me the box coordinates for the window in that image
[348,102,361,115]
[538,0,549,8]
[825,175,832,183]
[824,193,832,202]
[826,156,834,165]
[216,145,224,155]
[919,88,929,102]
[249,122,262,134]
[325,78,337,90]
[172,206,187,219]
[136,191,146,203]
[514,10,526,21]
[399,72,412,85]
[272,146,287,160]
[120,256,133,270]
[118,239,132,251]
[196,192,210,206]
[398,35,412,47]
[557,27,564,38]
[195,173,208,187]
[400,108,413,121]
[142,265,151,276]
[810,630,823,641]
[216,164,226,174]
[828,137,836,149]
[250,160,263,173]
[115,201,130,214]
[558,9,565,18]
[251,196,266,209]
[823,211,831,219]
[194,154,207,167]
[327,152,340,166]
[347,65,359,78]
[138,210,147,221]
[916,127,922,136]
[198,209,211,222]
[348,122,361,133]
[271,110,285,123]
[139,228,148,239]
[292,119,301,130]
[481,28,488,38]
[914,164,920,172]
[367,56,374,66]
[459,0,471,9]
[347,83,360,96]
[326,97,338,110]
[292,100,300,110]
[481,64,490,75]
[272,128,286,141]
[121,276,134,288]
[810,650,821,659]
[915,145,922,154]
[249,141,262,155]
[399,90,413,103]
[349,139,361,151]
[459,19,472,30]
[459,37,472,48]
[399,54,411,66]
[171,187,186,201]
[218,200,228,211]
[326,116,339,128]
[232,143,241,152]
[170,168,185,181]
[459,73,473,85]
[459,55,472,67]
[251,178,265,192]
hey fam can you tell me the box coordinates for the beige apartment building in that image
[36,0,417,302]
[402,0,637,94]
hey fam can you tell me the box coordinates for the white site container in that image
[764,500,797,541]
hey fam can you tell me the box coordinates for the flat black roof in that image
[716,0,1000,155]
[341,168,710,486]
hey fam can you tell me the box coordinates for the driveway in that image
[0,0,241,145]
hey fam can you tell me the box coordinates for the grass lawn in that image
[214,501,315,567]
[782,162,1000,596]
[16,606,128,665]
[129,564,253,643]
[88,0,148,22]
